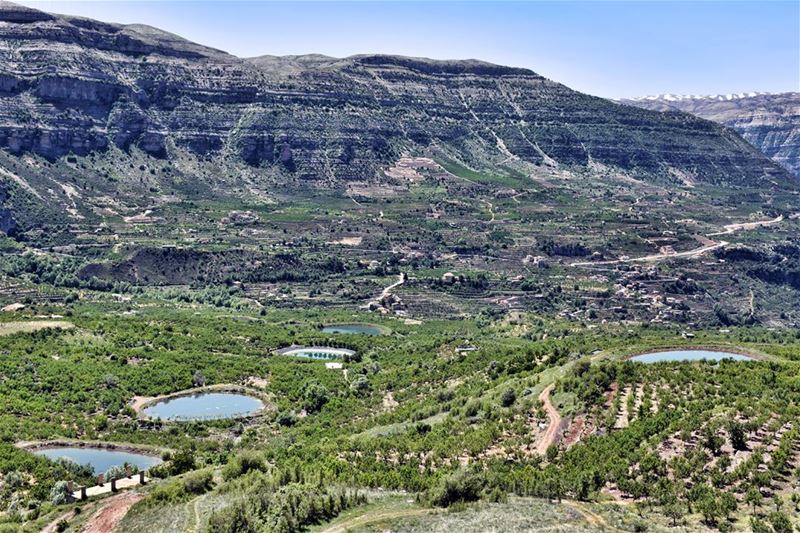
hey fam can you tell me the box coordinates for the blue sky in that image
[18,1,800,98]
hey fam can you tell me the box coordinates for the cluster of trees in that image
[144,469,214,507]
[4,298,800,531]
[206,461,366,533]
[548,359,800,530]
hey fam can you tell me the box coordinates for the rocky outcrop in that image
[0,184,15,234]
[0,1,795,196]
[622,93,800,178]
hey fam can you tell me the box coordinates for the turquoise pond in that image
[33,447,161,474]
[279,347,354,360]
[142,392,264,421]
[630,350,754,363]
[321,324,383,336]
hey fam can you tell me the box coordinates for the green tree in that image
[728,421,747,451]
[702,427,723,456]
[545,444,558,462]
[745,486,763,513]
[303,382,330,413]
[696,491,721,525]
[768,511,793,533]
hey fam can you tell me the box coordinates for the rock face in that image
[622,93,800,178]
[0,0,795,204]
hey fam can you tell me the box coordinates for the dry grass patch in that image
[0,320,73,336]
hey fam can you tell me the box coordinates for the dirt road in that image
[320,508,436,533]
[83,491,143,533]
[707,214,784,237]
[380,273,406,300]
[571,239,727,267]
[571,213,788,267]
[563,500,626,533]
[536,384,561,456]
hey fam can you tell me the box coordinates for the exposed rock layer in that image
[0,0,795,203]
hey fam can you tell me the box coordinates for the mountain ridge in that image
[0,0,796,234]
[629,91,782,103]
[621,92,800,178]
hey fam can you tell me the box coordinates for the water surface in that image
[143,392,264,421]
[34,447,161,474]
[630,349,753,364]
[321,324,383,336]
[280,346,354,360]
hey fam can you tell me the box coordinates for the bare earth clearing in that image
[83,491,143,533]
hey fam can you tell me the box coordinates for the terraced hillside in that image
[1,2,799,327]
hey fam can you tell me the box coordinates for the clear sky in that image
[17,1,800,99]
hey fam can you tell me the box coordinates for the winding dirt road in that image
[571,239,727,267]
[571,214,788,267]
[479,199,496,223]
[536,384,561,456]
[380,273,406,300]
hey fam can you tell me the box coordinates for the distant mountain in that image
[0,0,795,230]
[621,92,800,178]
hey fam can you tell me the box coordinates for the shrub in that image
[168,447,196,475]
[222,451,268,481]
[183,470,213,495]
[427,468,485,507]
[500,388,516,407]
[49,481,70,505]
[145,470,213,506]
[104,464,137,481]
[350,375,369,395]
[276,410,297,427]
[768,512,793,533]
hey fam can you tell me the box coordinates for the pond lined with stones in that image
[142,392,264,421]
[277,346,355,360]
[33,447,162,475]
[321,324,383,336]
[630,349,754,364]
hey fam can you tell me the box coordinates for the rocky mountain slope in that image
[622,92,800,178]
[0,0,796,232]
